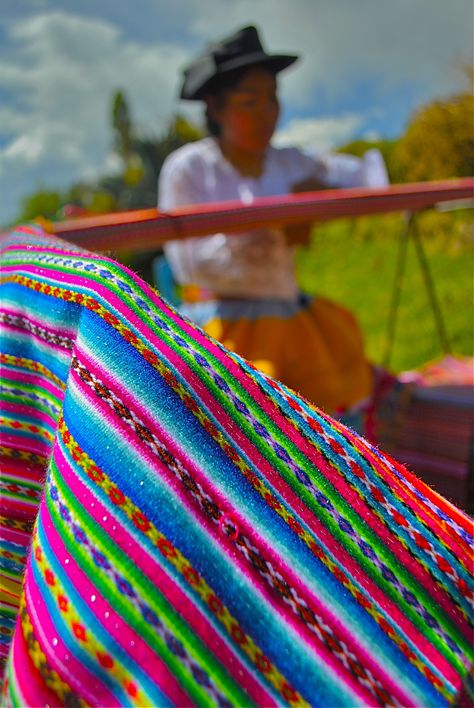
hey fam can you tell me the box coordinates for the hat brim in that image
[180,52,298,100]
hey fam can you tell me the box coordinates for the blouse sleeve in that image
[311,148,390,188]
[158,151,205,210]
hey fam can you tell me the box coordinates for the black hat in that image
[180,25,299,100]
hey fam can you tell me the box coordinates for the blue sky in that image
[0,0,472,226]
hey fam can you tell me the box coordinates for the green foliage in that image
[336,137,403,183]
[394,91,474,181]
[17,189,63,222]
[63,183,118,213]
[92,92,204,211]
[112,90,133,158]
[295,211,473,372]
[123,114,203,209]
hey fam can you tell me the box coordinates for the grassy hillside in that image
[295,210,473,373]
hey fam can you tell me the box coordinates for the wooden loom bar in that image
[53,178,474,252]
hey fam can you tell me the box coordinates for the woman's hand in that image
[284,177,327,246]
[291,176,327,193]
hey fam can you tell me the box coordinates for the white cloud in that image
[0,9,190,223]
[3,133,45,164]
[186,0,472,110]
[0,0,472,226]
[274,114,363,151]
[1,11,188,131]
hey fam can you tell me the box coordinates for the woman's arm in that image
[284,148,390,245]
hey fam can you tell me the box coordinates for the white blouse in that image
[158,137,388,300]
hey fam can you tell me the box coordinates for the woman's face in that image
[210,66,280,154]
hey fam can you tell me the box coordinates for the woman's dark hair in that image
[205,108,221,137]
[203,63,277,136]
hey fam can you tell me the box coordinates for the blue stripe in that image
[34,503,175,707]
[61,320,368,706]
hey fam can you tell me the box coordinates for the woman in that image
[158,25,389,419]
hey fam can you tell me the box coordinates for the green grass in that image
[295,210,473,373]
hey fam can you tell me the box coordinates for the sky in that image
[0,0,472,226]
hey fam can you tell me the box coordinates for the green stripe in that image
[0,357,65,388]
[290,469,471,668]
[1,474,43,492]
[4,659,23,708]
[45,471,211,706]
[50,444,251,707]
[0,395,61,423]
[0,490,40,504]
[1,380,63,408]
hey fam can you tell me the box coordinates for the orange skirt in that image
[180,295,373,413]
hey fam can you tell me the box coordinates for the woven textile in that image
[0,225,473,707]
[381,358,474,512]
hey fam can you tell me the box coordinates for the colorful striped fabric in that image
[0,224,473,707]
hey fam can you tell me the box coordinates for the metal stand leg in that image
[383,212,411,368]
[410,215,451,356]
[383,211,451,369]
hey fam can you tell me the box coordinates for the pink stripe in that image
[336,420,473,562]
[71,294,458,682]
[24,538,122,706]
[0,525,32,547]
[0,305,76,341]
[40,500,192,708]
[1,238,111,260]
[0,497,39,519]
[0,456,44,484]
[1,431,51,458]
[2,400,58,430]
[72,347,407,705]
[53,422,276,707]
[9,617,62,708]
[1,367,65,398]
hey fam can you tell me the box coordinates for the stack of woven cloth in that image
[378,358,474,512]
[1,225,473,707]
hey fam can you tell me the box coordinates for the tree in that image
[130,113,203,208]
[336,137,403,184]
[394,89,474,182]
[13,91,203,225]
[100,90,203,210]
[17,189,63,223]
[112,90,133,161]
